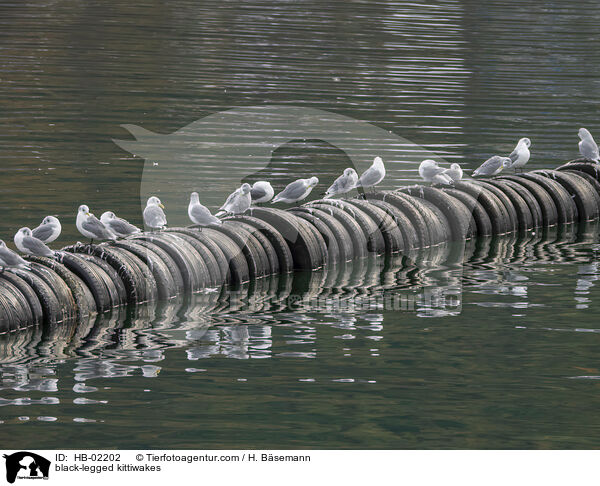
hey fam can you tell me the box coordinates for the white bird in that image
[324,168,358,198]
[442,163,463,183]
[509,137,531,172]
[473,156,512,177]
[188,192,222,227]
[217,183,252,216]
[0,240,30,271]
[14,227,55,258]
[31,216,61,244]
[272,177,319,204]
[578,128,600,162]
[250,181,274,204]
[76,205,117,243]
[419,160,453,185]
[100,211,141,237]
[355,156,386,191]
[143,197,167,230]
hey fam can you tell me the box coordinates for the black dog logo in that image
[3,452,50,483]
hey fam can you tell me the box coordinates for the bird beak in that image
[86,212,91,216]
[159,203,165,209]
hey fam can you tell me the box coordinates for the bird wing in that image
[509,146,520,163]
[82,216,112,237]
[580,140,599,161]
[31,225,55,242]
[22,236,53,257]
[474,156,501,175]
[221,190,239,211]
[326,174,347,194]
[357,167,383,187]
[277,180,307,200]
[191,203,217,224]
[144,206,167,227]
[109,218,140,235]
[0,247,28,266]
[250,187,267,201]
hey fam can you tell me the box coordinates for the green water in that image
[2,0,600,449]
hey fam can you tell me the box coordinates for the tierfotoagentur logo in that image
[3,452,51,483]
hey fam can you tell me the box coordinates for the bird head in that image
[78,205,91,216]
[373,156,383,167]
[190,192,200,202]
[579,128,593,141]
[100,211,116,223]
[502,157,513,168]
[344,168,357,177]
[309,177,319,187]
[147,196,164,209]
[18,228,33,237]
[240,183,251,194]
[42,216,59,225]
[520,137,531,148]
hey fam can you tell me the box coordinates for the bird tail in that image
[215,210,227,217]
[271,197,281,204]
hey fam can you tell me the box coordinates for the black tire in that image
[363,192,431,248]
[452,181,513,235]
[0,278,34,331]
[111,240,178,301]
[392,191,448,246]
[470,180,519,233]
[399,185,475,241]
[300,203,367,259]
[556,160,600,181]
[223,220,281,276]
[132,233,208,292]
[442,188,492,237]
[197,228,250,285]
[208,223,271,279]
[27,256,96,319]
[72,244,157,304]
[485,179,543,229]
[58,252,115,313]
[0,272,43,326]
[498,175,558,227]
[535,170,600,222]
[10,268,63,324]
[164,230,224,286]
[125,238,185,294]
[483,179,534,231]
[74,253,128,307]
[226,216,294,273]
[367,199,415,251]
[519,172,577,224]
[343,199,404,253]
[26,263,77,322]
[309,199,386,254]
[247,207,327,270]
[563,169,600,206]
[288,209,342,263]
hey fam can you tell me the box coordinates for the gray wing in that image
[32,224,55,242]
[474,156,501,175]
[357,167,382,187]
[278,180,307,200]
[251,187,267,201]
[326,173,354,195]
[191,204,219,224]
[109,218,140,236]
[509,147,519,163]
[0,247,28,266]
[580,140,599,161]
[144,205,167,227]
[421,165,445,181]
[83,216,113,238]
[221,190,238,210]
[22,236,54,257]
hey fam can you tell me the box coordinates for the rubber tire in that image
[197,229,250,285]
[288,209,342,263]
[483,179,535,231]
[498,175,558,227]
[343,199,404,252]
[485,179,543,229]
[0,278,34,331]
[519,172,577,224]
[367,199,416,251]
[0,271,43,326]
[441,188,492,237]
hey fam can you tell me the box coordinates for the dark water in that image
[1,0,600,449]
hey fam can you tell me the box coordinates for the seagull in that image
[100,211,141,237]
[509,138,531,172]
[76,205,117,244]
[578,128,600,162]
[324,168,358,198]
[14,228,55,258]
[272,177,319,204]
[473,156,512,177]
[217,183,252,216]
[31,216,61,244]
[250,181,274,204]
[188,192,222,228]
[0,240,30,272]
[442,163,463,183]
[143,197,167,230]
[419,160,453,185]
[355,156,386,191]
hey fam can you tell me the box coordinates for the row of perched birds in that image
[1,128,599,272]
